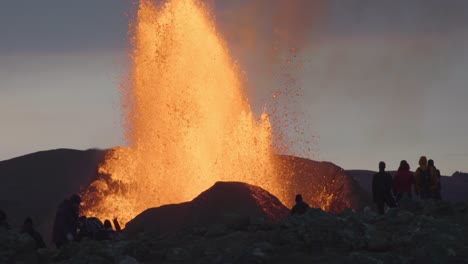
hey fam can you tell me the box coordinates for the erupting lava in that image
[82,0,286,225]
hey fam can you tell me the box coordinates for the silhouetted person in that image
[414,156,438,200]
[0,210,10,230]
[372,161,396,214]
[77,216,89,241]
[52,194,81,248]
[21,217,46,249]
[291,194,310,215]
[393,160,415,202]
[428,159,442,200]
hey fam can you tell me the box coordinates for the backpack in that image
[80,217,106,240]
[418,168,431,189]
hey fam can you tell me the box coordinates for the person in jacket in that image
[393,160,415,202]
[372,161,396,214]
[52,194,81,248]
[414,156,438,200]
[428,159,442,200]
[291,194,310,215]
[21,217,46,249]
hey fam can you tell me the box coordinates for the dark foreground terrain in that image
[2,189,468,263]
[1,150,467,263]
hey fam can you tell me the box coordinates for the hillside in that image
[0,148,105,244]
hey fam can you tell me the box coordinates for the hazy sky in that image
[1,0,467,174]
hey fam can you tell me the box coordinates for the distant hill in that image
[346,170,378,198]
[441,172,468,202]
[0,149,105,244]
[347,170,468,202]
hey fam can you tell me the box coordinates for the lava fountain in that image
[82,0,286,225]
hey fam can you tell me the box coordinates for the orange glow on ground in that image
[82,0,287,226]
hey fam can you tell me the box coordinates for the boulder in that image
[124,181,290,236]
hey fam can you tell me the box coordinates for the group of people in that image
[372,156,442,215]
[52,194,121,248]
[289,155,442,216]
[0,194,121,249]
[0,209,46,249]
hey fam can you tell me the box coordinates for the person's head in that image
[23,217,33,231]
[399,160,410,171]
[379,161,386,171]
[70,194,81,205]
[70,194,81,213]
[419,156,428,167]
[104,219,112,230]
[295,194,303,203]
[428,159,435,167]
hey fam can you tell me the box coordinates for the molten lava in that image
[82,0,286,225]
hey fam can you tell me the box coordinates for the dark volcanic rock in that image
[124,181,290,237]
[2,200,468,263]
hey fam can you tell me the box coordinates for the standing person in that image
[21,217,46,249]
[393,160,415,202]
[372,161,396,215]
[428,159,442,200]
[291,194,310,215]
[414,156,438,200]
[52,194,81,248]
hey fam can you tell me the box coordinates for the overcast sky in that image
[1,0,467,174]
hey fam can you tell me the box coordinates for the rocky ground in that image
[2,199,468,264]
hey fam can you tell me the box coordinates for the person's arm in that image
[53,206,67,241]
[430,167,439,190]
[113,218,122,232]
[372,174,377,202]
[389,173,395,194]
[414,169,421,195]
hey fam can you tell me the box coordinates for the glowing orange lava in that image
[82,0,287,225]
